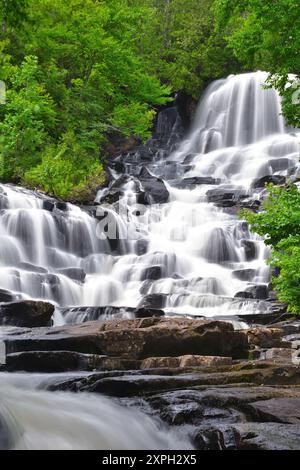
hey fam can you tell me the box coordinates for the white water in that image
[1,71,298,319]
[0,373,191,450]
[0,71,300,450]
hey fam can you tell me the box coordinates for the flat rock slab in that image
[2,317,249,359]
[247,398,300,424]
[48,362,300,396]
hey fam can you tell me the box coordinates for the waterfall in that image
[0,373,192,450]
[0,70,300,451]
[0,71,299,319]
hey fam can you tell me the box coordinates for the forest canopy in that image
[1,0,299,199]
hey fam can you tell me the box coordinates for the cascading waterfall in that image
[0,71,299,320]
[1,71,300,450]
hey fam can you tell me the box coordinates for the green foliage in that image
[241,184,300,313]
[214,0,300,127]
[139,0,240,97]
[23,131,106,201]
[0,0,170,199]
[0,56,56,180]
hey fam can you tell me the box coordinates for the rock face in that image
[247,397,300,424]
[0,301,54,327]
[2,312,300,450]
[3,317,248,360]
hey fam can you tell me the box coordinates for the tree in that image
[0,0,170,198]
[241,184,300,314]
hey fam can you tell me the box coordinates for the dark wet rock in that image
[5,351,100,372]
[135,239,148,256]
[140,266,164,281]
[241,239,257,261]
[232,269,256,281]
[18,262,48,274]
[206,186,248,207]
[268,300,288,315]
[234,291,253,299]
[42,199,55,211]
[194,422,300,450]
[61,305,164,323]
[0,289,15,303]
[0,300,54,327]
[238,198,261,212]
[56,201,68,211]
[57,268,86,282]
[246,284,269,300]
[172,177,221,189]
[237,311,294,326]
[5,350,141,373]
[139,170,169,204]
[252,175,286,189]
[138,294,167,309]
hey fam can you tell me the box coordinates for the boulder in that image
[241,239,257,261]
[57,268,86,282]
[135,239,148,255]
[140,266,164,281]
[0,300,54,327]
[206,186,248,207]
[0,289,15,303]
[194,423,300,450]
[252,175,286,189]
[138,294,167,309]
[139,169,169,204]
[246,284,269,300]
[42,199,55,212]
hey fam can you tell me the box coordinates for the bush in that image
[23,131,106,201]
[241,184,300,313]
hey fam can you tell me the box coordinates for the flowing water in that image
[0,71,299,449]
[0,71,299,319]
[0,372,191,450]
